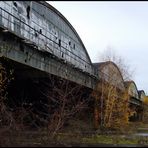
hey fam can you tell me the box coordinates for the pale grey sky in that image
[48,1,148,94]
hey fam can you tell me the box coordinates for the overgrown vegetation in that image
[0,61,14,129]
[92,72,132,130]
[82,134,138,145]
[92,49,135,130]
[0,60,93,144]
[0,52,147,146]
[142,96,148,124]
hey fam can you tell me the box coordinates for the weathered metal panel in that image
[0,1,95,76]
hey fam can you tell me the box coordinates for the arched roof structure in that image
[138,90,145,101]
[124,81,139,99]
[38,1,92,65]
[93,61,125,90]
[38,1,92,68]
[0,1,94,74]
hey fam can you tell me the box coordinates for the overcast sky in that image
[48,1,148,94]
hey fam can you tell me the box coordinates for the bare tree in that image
[0,61,18,147]
[93,68,131,130]
[0,58,92,143]
[92,48,134,130]
[98,47,135,81]
[40,75,91,138]
[6,72,91,137]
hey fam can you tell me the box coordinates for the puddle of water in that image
[134,133,148,136]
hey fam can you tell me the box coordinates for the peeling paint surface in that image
[0,1,95,75]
